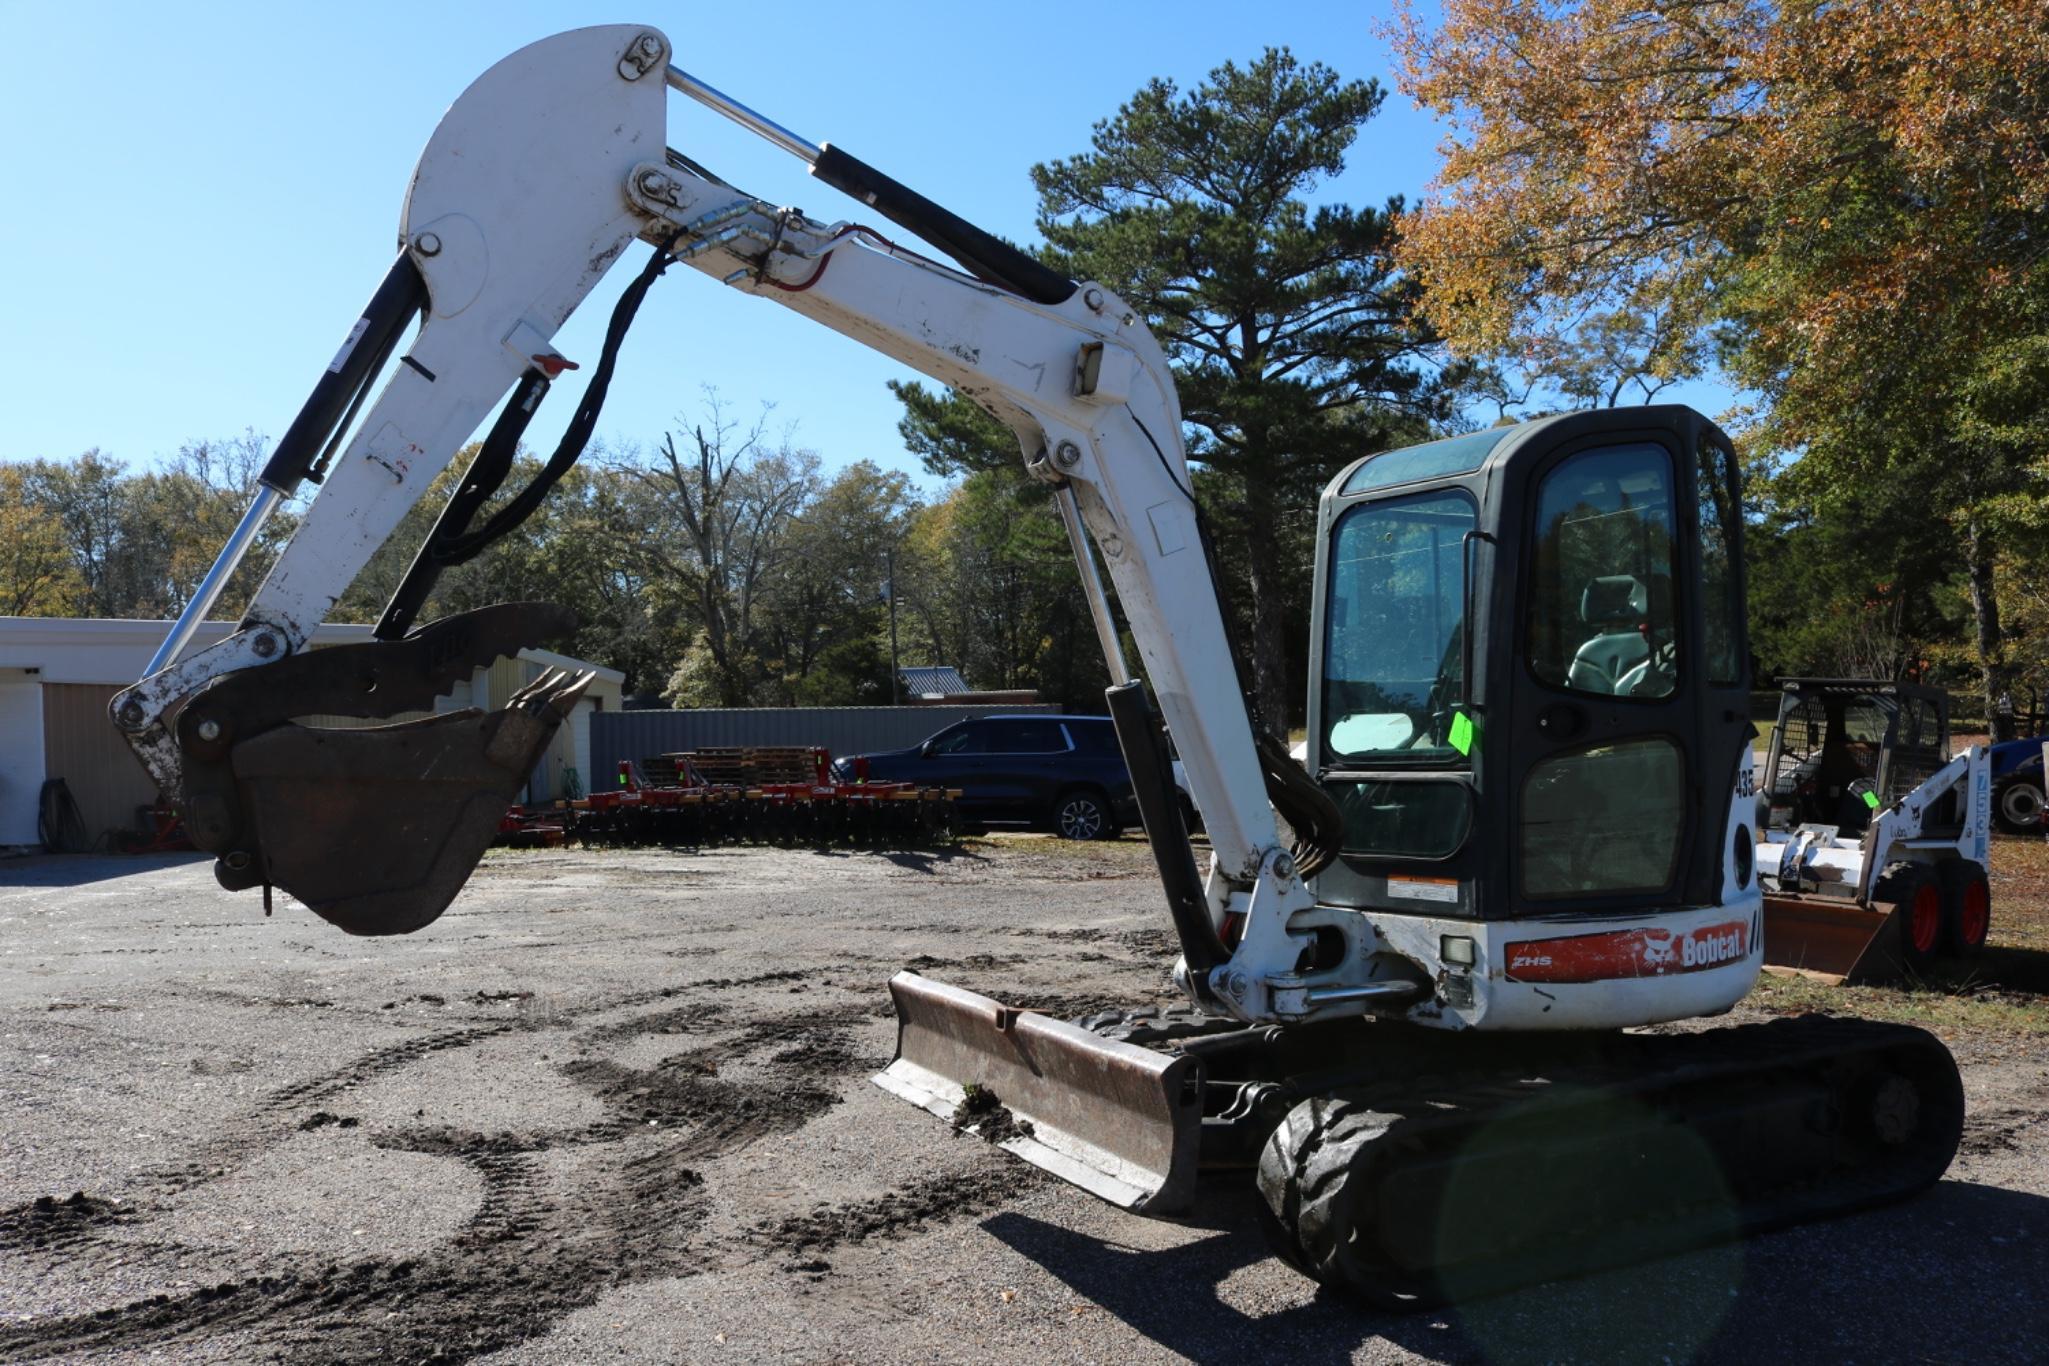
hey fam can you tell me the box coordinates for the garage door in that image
[0,669,45,846]
[42,683,158,847]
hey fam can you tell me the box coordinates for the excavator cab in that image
[1307,406,1754,929]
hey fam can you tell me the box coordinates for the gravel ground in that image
[1,838,2045,1365]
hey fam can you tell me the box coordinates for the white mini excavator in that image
[115,27,1963,1305]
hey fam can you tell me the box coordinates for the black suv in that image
[834,715,1149,839]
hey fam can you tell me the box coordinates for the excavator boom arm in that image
[112,24,1374,1023]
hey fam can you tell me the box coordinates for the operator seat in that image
[1566,575,1649,695]
[1613,573,1677,698]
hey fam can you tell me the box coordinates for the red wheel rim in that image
[1910,884,1943,954]
[1960,881,1990,949]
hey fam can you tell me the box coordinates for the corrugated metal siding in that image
[41,683,156,843]
[592,704,1061,778]
[899,666,972,696]
[486,656,527,713]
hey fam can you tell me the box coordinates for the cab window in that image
[1696,436,1743,687]
[1321,489,1475,766]
[1527,444,1680,699]
[1522,736,1684,897]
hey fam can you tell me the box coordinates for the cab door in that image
[1506,422,1745,914]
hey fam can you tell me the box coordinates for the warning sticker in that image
[328,316,372,374]
[1387,876,1460,904]
[1503,919,1750,984]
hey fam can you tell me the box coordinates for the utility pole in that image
[885,544,901,705]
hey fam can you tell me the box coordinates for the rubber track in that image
[1257,1014,1964,1307]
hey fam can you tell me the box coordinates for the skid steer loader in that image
[112,26,1965,1306]
[1755,678,1994,982]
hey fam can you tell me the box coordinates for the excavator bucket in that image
[171,604,589,936]
[227,670,590,935]
[873,973,1201,1213]
[1761,894,1908,985]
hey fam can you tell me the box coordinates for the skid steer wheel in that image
[1052,787,1116,841]
[1255,1095,1432,1310]
[1938,859,1992,955]
[1877,864,1947,968]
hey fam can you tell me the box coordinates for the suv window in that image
[984,719,1070,754]
[927,724,984,756]
[1066,720,1122,756]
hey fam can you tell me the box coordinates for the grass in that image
[1750,967,2049,1036]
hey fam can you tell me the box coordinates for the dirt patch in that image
[0,1192,131,1253]
[1962,1109,2033,1156]
[951,1084,1036,1145]
[0,987,869,1362]
[19,836,2041,1363]
[756,1163,1049,1258]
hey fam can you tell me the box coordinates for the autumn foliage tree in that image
[1391,0,2049,731]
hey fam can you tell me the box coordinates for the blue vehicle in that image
[833,714,1194,840]
[1991,734,2047,832]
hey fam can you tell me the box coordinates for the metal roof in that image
[898,665,973,696]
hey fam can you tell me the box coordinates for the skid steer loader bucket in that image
[169,604,588,936]
[874,973,1201,1213]
[1761,894,1907,985]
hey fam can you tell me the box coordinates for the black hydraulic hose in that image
[373,235,681,639]
[436,233,683,560]
[1259,729,1345,880]
[375,369,549,639]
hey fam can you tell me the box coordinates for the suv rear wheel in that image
[1053,788,1115,841]
[1996,778,2045,834]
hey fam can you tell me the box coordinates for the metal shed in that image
[0,618,621,852]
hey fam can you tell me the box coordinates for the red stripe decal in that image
[1503,920,1750,984]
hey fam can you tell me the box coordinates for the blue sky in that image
[0,2,1723,490]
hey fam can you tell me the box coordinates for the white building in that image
[0,617,622,851]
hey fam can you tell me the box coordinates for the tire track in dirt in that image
[0,980,1033,1363]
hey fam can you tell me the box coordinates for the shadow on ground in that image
[0,852,208,888]
[986,1178,2049,1366]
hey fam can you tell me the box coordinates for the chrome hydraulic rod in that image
[145,485,285,674]
[1055,484,1135,685]
[665,66,821,163]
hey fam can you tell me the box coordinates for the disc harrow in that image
[553,748,959,849]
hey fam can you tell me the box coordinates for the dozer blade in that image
[1762,893,1907,985]
[874,972,1201,1213]
[226,669,591,935]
